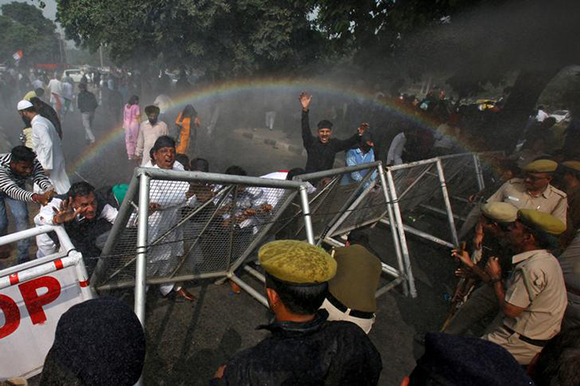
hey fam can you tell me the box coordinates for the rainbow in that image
[67,77,475,174]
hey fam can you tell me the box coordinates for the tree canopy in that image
[57,0,326,80]
[0,2,61,65]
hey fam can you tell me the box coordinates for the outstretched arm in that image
[334,123,367,152]
[300,92,315,148]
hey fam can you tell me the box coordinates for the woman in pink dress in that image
[123,95,141,160]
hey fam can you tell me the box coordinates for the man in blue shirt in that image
[341,132,377,189]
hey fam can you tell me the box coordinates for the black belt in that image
[326,292,375,320]
[503,325,549,347]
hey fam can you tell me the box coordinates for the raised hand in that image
[485,257,502,280]
[53,197,82,224]
[299,92,312,111]
[358,122,369,135]
[451,249,474,269]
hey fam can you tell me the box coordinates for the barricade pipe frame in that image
[379,158,460,254]
[0,225,95,300]
[292,162,415,299]
[91,167,315,323]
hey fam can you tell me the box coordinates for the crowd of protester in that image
[1,66,580,385]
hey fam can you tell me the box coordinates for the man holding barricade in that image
[0,146,54,264]
[299,92,366,174]
[139,136,197,302]
[473,159,567,250]
[211,240,382,385]
[482,209,567,365]
[34,182,118,273]
[445,202,519,335]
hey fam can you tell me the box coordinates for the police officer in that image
[445,202,519,335]
[320,228,382,334]
[211,240,382,385]
[483,209,567,365]
[474,159,567,249]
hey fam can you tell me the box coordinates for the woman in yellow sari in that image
[175,104,201,154]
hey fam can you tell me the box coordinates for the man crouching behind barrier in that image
[211,240,382,385]
[132,135,197,301]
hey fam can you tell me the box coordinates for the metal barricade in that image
[292,162,415,299]
[91,167,315,322]
[0,225,94,379]
[380,158,460,251]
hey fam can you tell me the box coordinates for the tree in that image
[56,0,327,80]
[0,2,61,65]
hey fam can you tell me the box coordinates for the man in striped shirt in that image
[0,146,54,263]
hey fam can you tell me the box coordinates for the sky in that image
[0,0,57,19]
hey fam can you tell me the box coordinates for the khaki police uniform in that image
[483,249,567,365]
[487,178,568,225]
[320,244,382,334]
[559,229,580,328]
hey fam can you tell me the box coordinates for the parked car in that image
[550,109,571,123]
[63,69,84,83]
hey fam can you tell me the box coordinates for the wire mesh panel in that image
[438,154,480,201]
[92,169,307,290]
[390,160,442,214]
[293,163,380,242]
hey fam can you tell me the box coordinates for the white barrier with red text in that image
[0,225,95,380]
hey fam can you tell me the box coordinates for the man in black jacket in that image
[300,92,366,174]
[78,82,99,144]
[211,240,382,385]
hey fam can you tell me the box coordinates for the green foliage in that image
[57,0,327,79]
[0,2,61,64]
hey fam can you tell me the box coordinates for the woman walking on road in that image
[124,95,141,160]
[175,104,201,155]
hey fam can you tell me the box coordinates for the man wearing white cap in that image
[17,100,70,194]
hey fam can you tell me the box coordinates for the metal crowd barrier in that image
[0,225,94,379]
[91,167,315,322]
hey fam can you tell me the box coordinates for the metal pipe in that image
[70,251,97,300]
[244,265,265,283]
[229,275,269,308]
[0,254,80,289]
[296,161,382,182]
[473,153,485,191]
[386,169,417,298]
[379,218,455,248]
[96,271,227,291]
[375,277,405,298]
[0,224,60,246]
[93,169,140,285]
[420,204,467,222]
[134,173,150,326]
[436,159,460,247]
[139,167,306,189]
[378,164,407,296]
[299,185,315,245]
[381,263,401,278]
[323,237,345,248]
[388,157,441,171]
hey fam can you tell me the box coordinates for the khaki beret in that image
[481,202,518,223]
[563,161,580,173]
[521,159,558,173]
[258,240,337,284]
[518,209,566,235]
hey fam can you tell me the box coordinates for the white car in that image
[63,69,84,83]
[550,110,571,123]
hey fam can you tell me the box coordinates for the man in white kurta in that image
[136,135,197,301]
[17,100,70,194]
